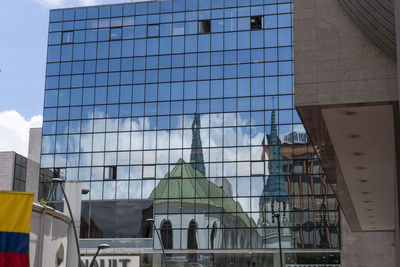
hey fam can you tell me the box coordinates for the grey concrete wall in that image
[294,0,398,107]
[394,0,400,264]
[341,211,396,266]
[26,128,42,200]
[28,127,42,163]
[294,0,400,265]
[26,158,40,200]
[0,152,15,190]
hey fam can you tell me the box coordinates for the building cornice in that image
[339,0,397,60]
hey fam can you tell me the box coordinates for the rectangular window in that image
[148,24,159,37]
[110,27,122,40]
[104,166,117,180]
[200,20,211,33]
[54,168,66,179]
[143,165,155,179]
[250,16,263,30]
[62,31,74,43]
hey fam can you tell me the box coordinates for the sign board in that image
[81,256,140,267]
[286,265,341,267]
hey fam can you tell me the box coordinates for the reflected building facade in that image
[259,113,340,249]
[40,0,340,265]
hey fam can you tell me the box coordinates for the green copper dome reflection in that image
[149,159,256,228]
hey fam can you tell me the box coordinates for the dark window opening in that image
[251,16,263,30]
[62,31,74,43]
[200,20,211,33]
[39,168,63,202]
[80,200,153,238]
[104,166,117,180]
[187,220,198,249]
[53,168,66,179]
[160,220,173,249]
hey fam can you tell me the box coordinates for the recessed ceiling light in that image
[366,208,374,211]
[352,152,364,156]
[356,166,367,170]
[349,134,361,139]
[361,192,371,195]
[359,179,369,183]
[344,111,357,116]
[364,200,372,203]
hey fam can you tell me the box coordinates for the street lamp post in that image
[51,178,88,267]
[146,218,168,267]
[273,213,283,267]
[89,244,110,267]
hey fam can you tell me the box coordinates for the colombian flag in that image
[0,191,34,267]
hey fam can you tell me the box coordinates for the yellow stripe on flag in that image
[0,191,34,234]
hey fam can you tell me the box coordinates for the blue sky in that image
[0,0,124,155]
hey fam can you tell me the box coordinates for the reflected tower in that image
[190,113,205,177]
[259,110,292,248]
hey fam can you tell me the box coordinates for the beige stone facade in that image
[294,0,400,266]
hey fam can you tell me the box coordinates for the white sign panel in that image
[81,256,140,267]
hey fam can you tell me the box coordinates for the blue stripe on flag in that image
[0,231,29,254]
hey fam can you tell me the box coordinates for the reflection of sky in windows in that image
[41,2,341,249]
[39,0,337,240]
[42,110,303,207]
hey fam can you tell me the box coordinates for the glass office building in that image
[40,0,340,265]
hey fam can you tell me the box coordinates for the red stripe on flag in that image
[0,252,29,267]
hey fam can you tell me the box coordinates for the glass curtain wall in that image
[40,0,340,258]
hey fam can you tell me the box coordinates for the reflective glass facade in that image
[40,0,340,265]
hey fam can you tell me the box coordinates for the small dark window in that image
[200,20,211,33]
[104,166,117,180]
[54,168,66,179]
[251,16,263,30]
[62,31,74,43]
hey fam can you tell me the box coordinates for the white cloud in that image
[80,0,102,6]
[33,0,149,9]
[33,0,64,8]
[32,0,104,8]
[0,110,42,157]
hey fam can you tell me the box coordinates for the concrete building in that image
[0,128,42,199]
[0,151,29,191]
[294,0,400,266]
